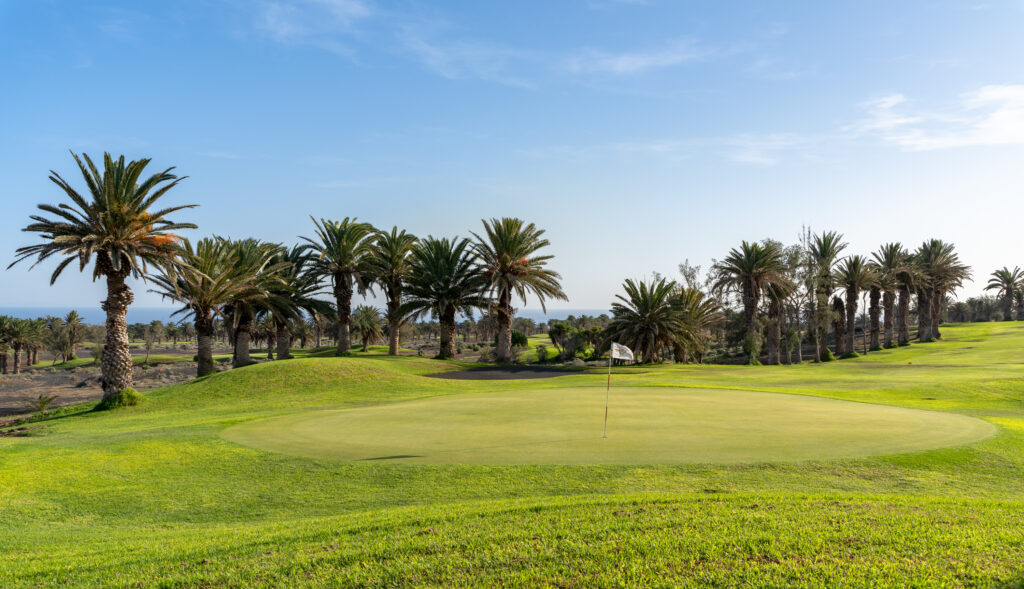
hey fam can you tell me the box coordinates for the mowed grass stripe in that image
[221,387,995,464]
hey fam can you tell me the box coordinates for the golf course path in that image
[222,387,996,465]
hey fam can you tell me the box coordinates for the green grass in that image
[2,322,1024,586]
[223,386,994,464]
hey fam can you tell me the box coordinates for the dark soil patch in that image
[426,366,588,380]
[0,426,43,437]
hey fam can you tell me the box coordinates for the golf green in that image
[221,387,996,464]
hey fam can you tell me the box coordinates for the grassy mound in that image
[2,322,1024,587]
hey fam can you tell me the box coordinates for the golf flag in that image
[610,342,634,362]
[604,342,633,438]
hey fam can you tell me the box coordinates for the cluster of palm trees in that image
[10,152,567,403]
[984,266,1024,322]
[711,232,972,364]
[0,311,88,374]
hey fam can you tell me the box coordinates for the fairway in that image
[222,386,995,464]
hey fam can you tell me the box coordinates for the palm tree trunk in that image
[100,271,135,398]
[869,286,881,350]
[742,283,759,364]
[438,307,457,359]
[766,299,781,365]
[195,312,215,377]
[233,306,254,368]
[845,287,857,355]
[882,290,895,348]
[931,288,943,339]
[495,290,513,363]
[832,296,846,356]
[1003,293,1013,321]
[334,276,353,355]
[917,289,932,341]
[897,284,911,345]
[276,321,291,360]
[12,343,22,374]
[387,285,401,356]
[1016,293,1024,321]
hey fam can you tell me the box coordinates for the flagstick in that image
[603,352,611,438]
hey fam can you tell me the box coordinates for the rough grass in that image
[2,322,1024,587]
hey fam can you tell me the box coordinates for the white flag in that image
[610,342,634,362]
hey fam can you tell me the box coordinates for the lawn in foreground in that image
[223,386,993,464]
[1,322,1024,587]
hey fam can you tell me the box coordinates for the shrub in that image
[95,388,144,411]
[24,393,59,413]
[535,344,548,364]
[90,343,104,364]
[840,351,860,359]
[494,330,528,348]
[820,348,836,362]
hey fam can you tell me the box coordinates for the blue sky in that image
[2,1,1023,313]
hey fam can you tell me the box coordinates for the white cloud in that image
[397,26,536,88]
[563,39,706,75]
[254,0,371,56]
[850,85,1024,150]
[723,134,807,166]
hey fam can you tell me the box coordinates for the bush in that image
[820,348,836,362]
[24,393,59,413]
[535,344,548,364]
[494,330,528,348]
[90,343,104,364]
[840,351,860,359]
[95,388,144,411]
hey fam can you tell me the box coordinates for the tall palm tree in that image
[301,217,377,355]
[351,305,384,352]
[807,231,847,360]
[472,218,567,363]
[9,152,195,401]
[401,237,489,359]
[872,243,911,348]
[712,240,788,364]
[366,227,418,356]
[985,266,1023,322]
[914,240,971,341]
[836,255,876,356]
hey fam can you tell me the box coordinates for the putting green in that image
[221,387,995,464]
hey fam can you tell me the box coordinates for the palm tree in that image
[712,241,788,364]
[267,245,330,361]
[366,227,418,356]
[401,237,489,359]
[604,279,717,364]
[351,305,384,352]
[669,285,719,364]
[151,237,265,376]
[0,315,12,374]
[872,243,911,348]
[222,239,292,367]
[301,217,377,355]
[5,318,43,374]
[472,218,567,363]
[9,152,195,401]
[604,279,684,364]
[914,240,971,341]
[836,255,876,356]
[807,231,847,360]
[985,266,1023,322]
